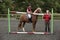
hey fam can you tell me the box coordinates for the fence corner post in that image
[51,8,54,34]
[8,8,11,33]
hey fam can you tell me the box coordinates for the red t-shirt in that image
[43,13,51,22]
[27,6,32,14]
[27,7,32,11]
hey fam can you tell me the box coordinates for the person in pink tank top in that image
[26,4,32,22]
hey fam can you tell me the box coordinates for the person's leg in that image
[47,21,50,32]
[45,22,48,32]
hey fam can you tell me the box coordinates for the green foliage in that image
[0,0,60,14]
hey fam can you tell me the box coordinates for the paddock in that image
[0,18,60,40]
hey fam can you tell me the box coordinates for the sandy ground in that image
[0,18,60,40]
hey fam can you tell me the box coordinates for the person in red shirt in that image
[43,10,51,32]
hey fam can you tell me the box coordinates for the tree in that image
[0,0,60,14]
